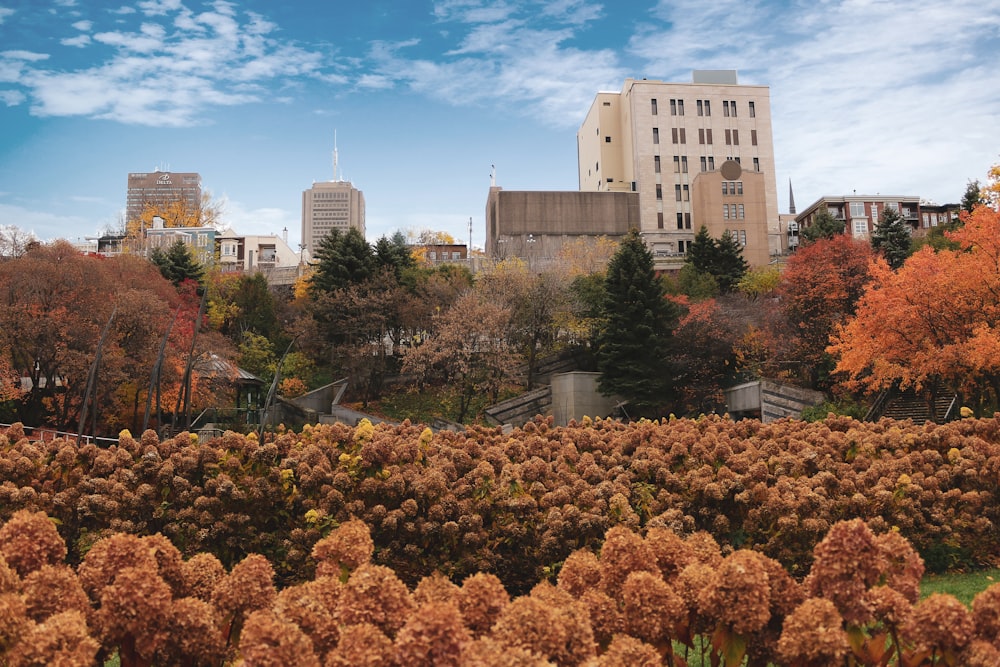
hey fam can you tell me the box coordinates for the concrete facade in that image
[126,170,202,224]
[577,72,779,269]
[485,187,639,266]
[551,372,622,426]
[217,231,301,272]
[301,179,366,259]
[690,162,770,267]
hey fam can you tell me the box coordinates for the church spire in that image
[788,179,796,215]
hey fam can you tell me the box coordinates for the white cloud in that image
[71,19,92,30]
[0,203,95,243]
[0,8,14,24]
[0,90,25,106]
[61,35,91,48]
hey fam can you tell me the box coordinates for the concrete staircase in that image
[867,387,958,424]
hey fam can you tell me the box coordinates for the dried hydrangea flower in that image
[578,589,623,649]
[644,526,694,583]
[21,564,90,623]
[413,571,460,606]
[457,572,509,637]
[325,622,395,667]
[598,526,656,601]
[874,529,924,603]
[971,583,1000,646]
[904,593,974,656]
[312,519,374,578]
[807,519,884,626]
[699,550,771,635]
[77,533,157,600]
[0,553,20,594]
[94,566,173,662]
[0,592,29,653]
[589,634,662,666]
[557,549,602,598]
[236,609,320,667]
[393,600,471,667]
[181,552,226,601]
[273,580,339,660]
[963,639,1000,667]
[211,553,277,620]
[0,510,67,578]
[4,610,99,667]
[152,597,225,667]
[336,563,415,638]
[776,597,849,666]
[461,635,554,666]
[621,570,685,646]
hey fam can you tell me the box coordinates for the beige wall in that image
[577,73,779,269]
[301,180,366,257]
[691,165,770,267]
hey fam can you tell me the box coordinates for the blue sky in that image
[1,0,998,251]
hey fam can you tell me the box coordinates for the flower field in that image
[2,415,1000,665]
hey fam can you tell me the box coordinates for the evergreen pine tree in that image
[713,230,749,292]
[150,240,204,286]
[594,228,680,416]
[800,209,845,244]
[870,207,911,269]
[308,227,375,296]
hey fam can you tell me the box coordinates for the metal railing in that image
[0,423,119,446]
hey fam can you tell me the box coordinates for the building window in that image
[681,156,688,173]
[730,100,737,116]
[654,156,661,173]
[853,219,868,237]
[737,182,743,195]
[749,101,756,118]
[675,184,682,201]
[725,129,732,145]
[678,99,684,115]
[673,156,680,172]
[738,204,745,219]
[658,212,664,229]
[922,213,930,228]
[706,129,713,144]
[723,101,730,117]
[651,98,658,115]
[676,212,684,229]
[751,130,757,146]
[700,156,707,171]
[704,100,711,116]
[723,205,730,220]
[670,99,676,115]
[708,156,715,170]
[697,100,703,116]
[429,251,437,260]
[732,130,739,145]
[653,128,659,144]
[656,184,663,200]
[698,128,705,144]
[683,184,690,201]
[605,136,611,143]
[672,128,679,144]
[850,202,866,217]
[753,157,759,171]
[685,212,692,229]
[722,182,729,195]
[603,101,611,106]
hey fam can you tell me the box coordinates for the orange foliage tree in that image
[830,204,1000,415]
[777,234,874,389]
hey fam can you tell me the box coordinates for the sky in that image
[1,0,998,252]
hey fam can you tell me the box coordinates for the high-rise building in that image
[126,170,202,223]
[577,71,779,267]
[301,140,365,258]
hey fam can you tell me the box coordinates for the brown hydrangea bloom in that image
[873,530,924,603]
[143,533,187,597]
[325,622,395,667]
[21,565,90,623]
[621,570,685,646]
[557,549,602,597]
[0,554,19,595]
[336,563,415,638]
[274,580,339,660]
[776,598,849,666]
[393,600,471,667]
[644,526,694,583]
[94,566,173,661]
[312,519,374,579]
[699,550,771,635]
[211,554,277,620]
[492,583,597,667]
[588,634,662,666]
[236,609,320,667]
[758,553,805,619]
[972,583,1000,646]
[413,571,460,606]
[0,510,67,578]
[457,572,509,637]
[77,533,157,600]
[866,585,912,628]
[0,592,28,653]
[4,610,99,667]
[963,639,1000,667]
[807,519,885,626]
[598,526,657,601]
[578,589,623,648]
[181,552,226,601]
[152,597,226,667]
[684,531,723,568]
[461,636,554,667]
[904,593,974,655]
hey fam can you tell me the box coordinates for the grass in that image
[920,567,1000,607]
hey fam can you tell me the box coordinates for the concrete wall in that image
[724,379,826,422]
[551,372,621,426]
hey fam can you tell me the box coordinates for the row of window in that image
[723,204,745,220]
[653,156,759,174]
[653,98,757,118]
[722,181,743,195]
[654,127,758,146]
[725,229,748,246]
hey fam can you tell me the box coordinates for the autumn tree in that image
[307,228,374,297]
[830,204,1000,416]
[669,296,742,415]
[778,234,874,389]
[125,192,223,239]
[0,225,36,259]
[150,240,205,287]
[594,229,681,416]
[870,207,911,269]
[800,208,845,244]
[401,291,519,422]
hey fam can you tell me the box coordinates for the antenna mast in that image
[332,130,339,182]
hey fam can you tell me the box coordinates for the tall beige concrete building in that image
[301,142,366,258]
[577,71,779,268]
